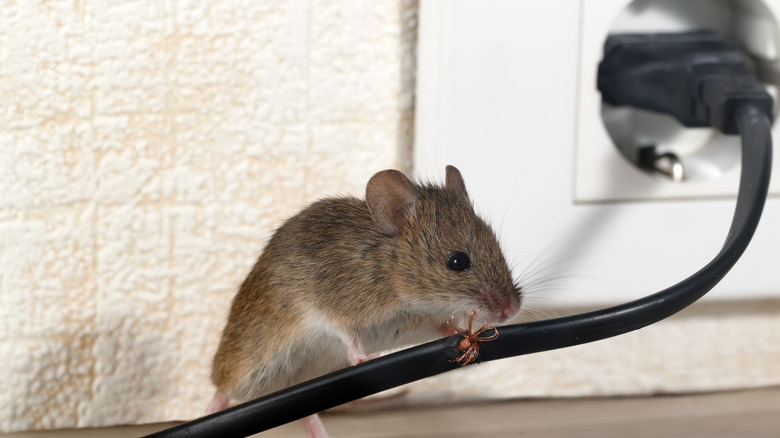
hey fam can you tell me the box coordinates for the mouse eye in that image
[447,252,471,272]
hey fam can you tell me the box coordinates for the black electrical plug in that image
[598,31,774,134]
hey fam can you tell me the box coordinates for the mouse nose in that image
[482,289,520,322]
[498,297,519,321]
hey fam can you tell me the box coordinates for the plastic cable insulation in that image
[146,105,772,438]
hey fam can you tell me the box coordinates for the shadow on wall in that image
[396,0,419,174]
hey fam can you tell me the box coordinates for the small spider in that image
[447,308,499,366]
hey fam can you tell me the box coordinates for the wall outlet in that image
[415,0,780,305]
[576,0,780,202]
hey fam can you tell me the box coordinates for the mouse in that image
[207,165,522,437]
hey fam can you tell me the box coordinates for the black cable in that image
[145,33,773,438]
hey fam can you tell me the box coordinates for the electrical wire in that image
[145,103,772,438]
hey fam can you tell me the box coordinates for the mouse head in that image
[366,165,521,323]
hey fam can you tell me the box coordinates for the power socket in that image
[415,0,780,304]
[576,0,780,202]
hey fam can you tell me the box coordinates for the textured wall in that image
[0,0,416,432]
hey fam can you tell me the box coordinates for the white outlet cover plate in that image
[415,0,780,305]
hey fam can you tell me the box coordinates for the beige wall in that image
[0,0,416,431]
[2,0,779,434]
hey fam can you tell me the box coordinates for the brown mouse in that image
[207,165,521,437]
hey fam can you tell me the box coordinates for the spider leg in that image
[466,309,479,333]
[472,322,492,336]
[464,345,479,365]
[473,325,499,341]
[482,328,499,341]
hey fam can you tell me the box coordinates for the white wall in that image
[407,0,780,411]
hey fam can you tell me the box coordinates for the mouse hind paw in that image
[302,413,330,438]
[206,391,230,415]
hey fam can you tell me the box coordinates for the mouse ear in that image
[445,165,468,198]
[366,169,418,236]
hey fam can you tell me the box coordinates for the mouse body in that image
[208,166,521,434]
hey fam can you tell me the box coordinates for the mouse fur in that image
[210,165,521,402]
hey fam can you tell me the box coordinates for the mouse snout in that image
[497,299,519,321]
[480,287,520,322]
